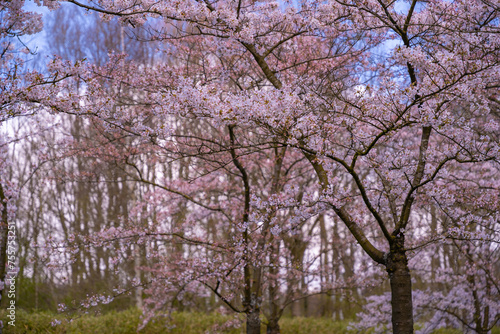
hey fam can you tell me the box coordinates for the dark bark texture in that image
[246,307,261,334]
[387,235,414,334]
[266,318,280,334]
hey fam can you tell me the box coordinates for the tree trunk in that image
[266,241,281,334]
[266,318,280,334]
[247,307,261,334]
[386,237,413,334]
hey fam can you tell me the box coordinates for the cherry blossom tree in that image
[0,0,59,313]
[48,107,353,332]
[4,1,500,334]
[355,203,500,333]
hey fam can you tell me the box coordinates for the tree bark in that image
[266,241,281,334]
[229,126,262,334]
[386,236,413,334]
[247,305,261,334]
[266,318,280,334]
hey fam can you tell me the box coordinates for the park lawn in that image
[1,309,498,333]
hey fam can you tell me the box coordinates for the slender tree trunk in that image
[246,300,261,334]
[386,235,413,334]
[243,263,262,334]
[266,241,281,334]
[265,146,284,334]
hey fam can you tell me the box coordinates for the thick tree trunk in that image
[386,238,413,334]
[246,307,261,334]
[266,318,280,334]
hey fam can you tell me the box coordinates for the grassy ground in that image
[1,309,498,333]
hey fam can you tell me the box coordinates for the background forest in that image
[1,1,500,334]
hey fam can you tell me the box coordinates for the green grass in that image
[0,309,357,334]
[1,309,238,334]
[1,309,499,333]
[278,316,357,333]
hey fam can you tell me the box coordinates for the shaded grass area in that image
[1,309,499,333]
[1,309,353,334]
